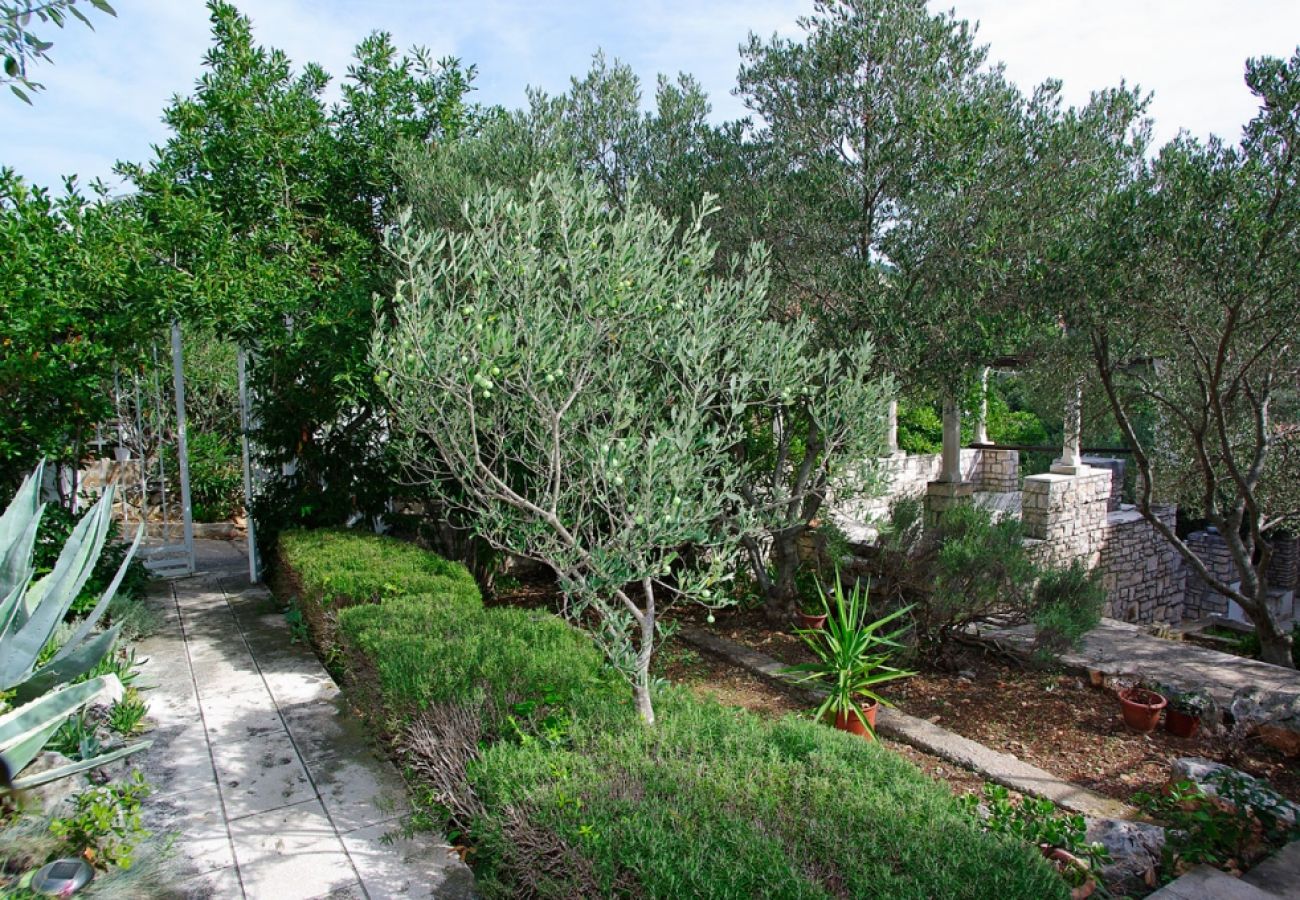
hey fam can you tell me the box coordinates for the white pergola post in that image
[941,393,962,483]
[170,321,196,571]
[886,399,899,455]
[237,348,260,584]
[974,367,990,445]
[1052,378,1087,474]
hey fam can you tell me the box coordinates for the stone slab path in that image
[978,617,1300,714]
[680,626,1134,819]
[129,540,474,899]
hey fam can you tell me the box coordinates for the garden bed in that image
[701,608,1300,806]
[652,637,990,797]
[279,530,1070,899]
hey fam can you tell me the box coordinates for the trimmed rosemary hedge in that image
[275,529,1067,899]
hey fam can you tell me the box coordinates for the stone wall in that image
[1081,455,1125,512]
[850,448,1019,523]
[1100,506,1185,624]
[1023,468,1186,623]
[1183,530,1237,619]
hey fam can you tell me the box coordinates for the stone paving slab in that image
[1243,839,1300,899]
[978,617,1300,713]
[680,625,1136,818]
[1148,864,1281,900]
[128,540,474,899]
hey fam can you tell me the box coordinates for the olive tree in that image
[395,60,892,623]
[736,0,1043,390]
[1069,53,1300,667]
[374,172,863,723]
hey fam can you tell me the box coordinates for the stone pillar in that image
[1022,468,1111,566]
[927,392,973,527]
[974,367,990,445]
[1052,378,1088,475]
[886,398,899,455]
[941,393,962,483]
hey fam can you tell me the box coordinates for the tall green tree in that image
[0,171,161,500]
[1057,52,1300,667]
[376,172,890,721]
[736,0,1048,394]
[123,1,478,541]
[398,54,892,620]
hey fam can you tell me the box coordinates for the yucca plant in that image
[783,571,914,734]
[0,461,150,791]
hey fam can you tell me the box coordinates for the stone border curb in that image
[680,625,1137,819]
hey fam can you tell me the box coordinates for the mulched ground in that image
[652,635,989,796]
[706,607,1300,806]
[489,579,1299,807]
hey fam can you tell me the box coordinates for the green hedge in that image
[275,529,1067,900]
[278,528,480,610]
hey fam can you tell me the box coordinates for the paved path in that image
[979,617,1300,715]
[130,540,474,899]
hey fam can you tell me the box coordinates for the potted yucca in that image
[784,571,913,738]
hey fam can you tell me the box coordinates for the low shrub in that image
[874,501,1105,666]
[278,529,479,610]
[470,690,1066,899]
[276,529,1068,899]
[337,598,626,727]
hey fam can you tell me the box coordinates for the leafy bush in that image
[276,528,1067,899]
[1135,773,1300,879]
[875,503,1104,665]
[959,785,1109,890]
[49,771,151,871]
[172,431,243,522]
[1029,562,1105,658]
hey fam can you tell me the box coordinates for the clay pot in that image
[832,698,879,739]
[796,611,828,630]
[1118,687,1166,733]
[1165,708,1200,739]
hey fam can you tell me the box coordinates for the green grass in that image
[275,528,1068,900]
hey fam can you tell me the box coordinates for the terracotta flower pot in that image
[1118,687,1166,733]
[796,611,828,630]
[1165,708,1200,739]
[832,698,879,739]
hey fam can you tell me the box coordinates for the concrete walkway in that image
[130,540,474,899]
[979,617,1300,715]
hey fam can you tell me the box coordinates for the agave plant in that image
[0,461,150,790]
[783,571,914,733]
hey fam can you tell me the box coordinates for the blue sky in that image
[4,0,1299,193]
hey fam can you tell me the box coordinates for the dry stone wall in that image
[1022,468,1186,623]
[851,449,1019,523]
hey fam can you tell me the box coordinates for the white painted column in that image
[974,367,990,445]
[886,399,899,455]
[941,393,962,483]
[170,321,195,574]
[1053,378,1086,474]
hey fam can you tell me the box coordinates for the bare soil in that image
[706,607,1300,806]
